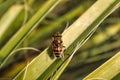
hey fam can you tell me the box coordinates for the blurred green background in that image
[0,0,120,80]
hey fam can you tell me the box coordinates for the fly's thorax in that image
[53,40,63,44]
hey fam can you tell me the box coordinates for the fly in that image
[52,32,65,58]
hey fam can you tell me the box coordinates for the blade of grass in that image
[51,31,95,80]
[62,0,120,48]
[51,50,75,80]
[0,47,40,69]
[80,22,120,51]
[13,0,120,80]
[0,0,62,63]
[0,5,24,48]
[83,51,120,80]
[0,5,23,37]
[0,0,22,17]
[0,0,36,48]
[71,39,120,67]
[28,0,94,45]
[39,26,97,80]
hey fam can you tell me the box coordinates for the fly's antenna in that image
[65,22,69,30]
[63,22,69,33]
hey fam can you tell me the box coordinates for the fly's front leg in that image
[63,45,66,52]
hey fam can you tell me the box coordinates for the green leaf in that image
[0,0,22,17]
[0,5,24,48]
[51,42,85,80]
[28,0,94,45]
[0,0,62,63]
[51,53,74,80]
[83,51,120,80]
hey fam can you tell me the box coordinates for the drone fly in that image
[52,32,65,58]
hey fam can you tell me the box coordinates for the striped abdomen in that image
[52,32,64,58]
